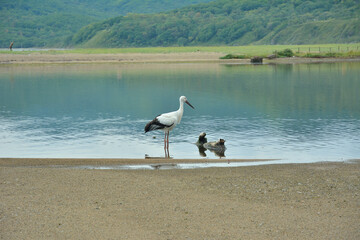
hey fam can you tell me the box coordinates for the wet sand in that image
[1,52,359,64]
[1,159,359,239]
[0,157,276,167]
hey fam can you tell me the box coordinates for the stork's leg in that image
[167,132,170,148]
[167,132,170,158]
[166,132,170,158]
[163,132,168,158]
[163,131,170,158]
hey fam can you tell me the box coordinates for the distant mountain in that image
[0,0,213,48]
[68,0,360,47]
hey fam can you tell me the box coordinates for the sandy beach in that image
[1,52,359,64]
[1,159,359,239]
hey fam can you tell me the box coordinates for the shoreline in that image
[1,157,358,169]
[0,157,279,167]
[1,160,359,239]
[1,52,360,64]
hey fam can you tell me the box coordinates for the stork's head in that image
[180,96,195,109]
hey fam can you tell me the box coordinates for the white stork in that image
[145,96,195,157]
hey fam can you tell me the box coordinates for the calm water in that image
[0,62,359,161]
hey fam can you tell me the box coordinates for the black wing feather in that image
[144,117,173,133]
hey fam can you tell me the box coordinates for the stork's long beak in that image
[186,100,195,109]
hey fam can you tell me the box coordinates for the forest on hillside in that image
[68,0,360,47]
[0,0,212,48]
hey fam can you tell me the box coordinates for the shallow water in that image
[0,62,359,161]
[71,159,355,170]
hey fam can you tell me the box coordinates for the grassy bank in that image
[1,43,359,57]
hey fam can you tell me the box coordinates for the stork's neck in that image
[176,100,185,123]
[178,99,184,112]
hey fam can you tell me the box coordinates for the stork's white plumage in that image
[145,96,194,157]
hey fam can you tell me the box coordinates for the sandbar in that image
[1,159,359,239]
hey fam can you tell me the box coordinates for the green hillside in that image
[0,0,213,48]
[68,0,360,47]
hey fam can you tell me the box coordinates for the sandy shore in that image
[1,159,359,239]
[1,52,359,64]
[0,52,224,64]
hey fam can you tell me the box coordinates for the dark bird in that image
[196,132,226,158]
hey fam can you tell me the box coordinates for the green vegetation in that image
[0,0,212,48]
[276,49,294,57]
[302,52,337,58]
[2,0,359,48]
[220,54,248,59]
[69,0,360,48]
[217,44,360,59]
[299,51,360,58]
